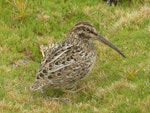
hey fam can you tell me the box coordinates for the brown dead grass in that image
[114,6,150,31]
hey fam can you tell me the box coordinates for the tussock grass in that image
[6,0,29,20]
[0,0,150,113]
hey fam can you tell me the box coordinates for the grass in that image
[0,0,150,113]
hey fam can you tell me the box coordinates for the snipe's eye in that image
[85,28,90,32]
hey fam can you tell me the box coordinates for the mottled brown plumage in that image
[30,21,125,99]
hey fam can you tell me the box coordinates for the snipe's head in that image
[68,21,126,58]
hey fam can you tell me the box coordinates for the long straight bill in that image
[97,34,126,58]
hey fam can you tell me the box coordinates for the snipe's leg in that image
[62,85,86,94]
[40,88,70,102]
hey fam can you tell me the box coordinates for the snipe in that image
[30,21,125,100]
